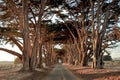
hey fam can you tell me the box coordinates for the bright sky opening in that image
[0,43,120,61]
[0,44,21,61]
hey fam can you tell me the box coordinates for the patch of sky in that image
[104,0,112,3]
[65,0,80,8]
[108,42,120,58]
[54,44,63,49]
[0,44,22,61]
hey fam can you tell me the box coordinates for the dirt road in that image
[42,64,80,80]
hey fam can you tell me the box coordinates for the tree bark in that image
[22,0,30,71]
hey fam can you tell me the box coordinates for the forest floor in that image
[0,61,120,80]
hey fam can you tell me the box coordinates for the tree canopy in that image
[0,0,120,70]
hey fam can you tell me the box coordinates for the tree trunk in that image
[92,37,104,69]
[30,37,38,70]
[37,44,43,68]
[22,0,30,71]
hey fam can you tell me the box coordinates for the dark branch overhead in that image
[44,21,80,43]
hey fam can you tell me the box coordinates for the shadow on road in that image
[42,64,80,80]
